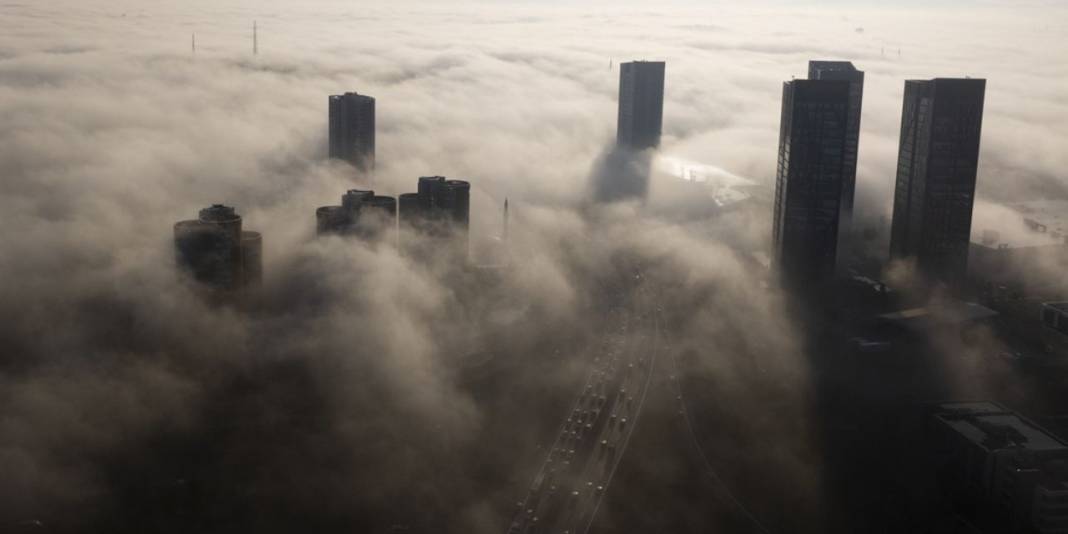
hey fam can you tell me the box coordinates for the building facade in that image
[889,78,986,284]
[772,79,852,286]
[328,92,376,172]
[1042,303,1068,337]
[616,61,665,150]
[808,61,864,243]
[929,402,1068,534]
[401,176,471,257]
[316,189,396,239]
[174,204,262,291]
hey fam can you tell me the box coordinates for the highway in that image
[506,267,661,534]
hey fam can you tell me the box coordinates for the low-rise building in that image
[1042,303,1068,337]
[929,401,1068,533]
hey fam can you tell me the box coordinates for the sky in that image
[0,0,1065,531]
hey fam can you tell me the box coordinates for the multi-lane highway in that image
[506,269,661,534]
[505,264,777,534]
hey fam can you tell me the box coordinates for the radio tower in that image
[253,21,258,55]
[191,33,196,54]
[503,198,509,242]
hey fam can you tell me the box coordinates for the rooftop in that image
[198,204,239,222]
[808,60,860,72]
[330,92,374,101]
[934,402,1068,453]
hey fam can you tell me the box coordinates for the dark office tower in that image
[398,192,424,231]
[398,192,421,215]
[889,78,986,284]
[436,180,471,229]
[397,176,472,260]
[174,204,261,290]
[315,189,396,240]
[328,92,375,172]
[772,79,852,286]
[316,206,348,235]
[342,188,374,210]
[240,231,263,287]
[417,176,447,209]
[616,61,665,150]
[359,195,397,240]
[808,61,864,231]
[406,176,469,231]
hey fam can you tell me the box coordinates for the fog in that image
[1,0,1066,532]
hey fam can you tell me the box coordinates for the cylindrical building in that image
[398,192,424,227]
[198,204,243,242]
[316,205,350,235]
[418,176,446,209]
[442,180,471,228]
[175,204,247,291]
[354,194,397,240]
[342,189,374,211]
[398,192,421,215]
[366,195,397,217]
[175,219,216,283]
[398,177,472,262]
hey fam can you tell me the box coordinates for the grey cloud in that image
[0,0,1065,532]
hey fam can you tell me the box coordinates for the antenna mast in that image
[192,33,196,54]
[253,21,258,55]
[503,198,509,242]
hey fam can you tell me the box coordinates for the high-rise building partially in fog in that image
[316,189,396,240]
[174,204,262,291]
[616,61,665,150]
[400,176,471,258]
[889,78,986,284]
[772,79,853,286]
[328,92,375,172]
[808,61,864,236]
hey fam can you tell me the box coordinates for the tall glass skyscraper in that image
[889,78,986,284]
[328,92,376,172]
[616,61,665,150]
[772,79,853,286]
[808,61,864,240]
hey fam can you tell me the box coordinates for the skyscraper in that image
[808,61,864,236]
[328,92,375,172]
[616,61,665,150]
[397,176,471,261]
[889,78,986,284]
[174,204,262,291]
[772,79,853,286]
[316,189,395,240]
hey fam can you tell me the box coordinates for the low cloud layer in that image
[0,1,1065,532]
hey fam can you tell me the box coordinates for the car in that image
[850,337,892,353]
[997,350,1023,362]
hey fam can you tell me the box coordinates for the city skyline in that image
[2,2,1067,534]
